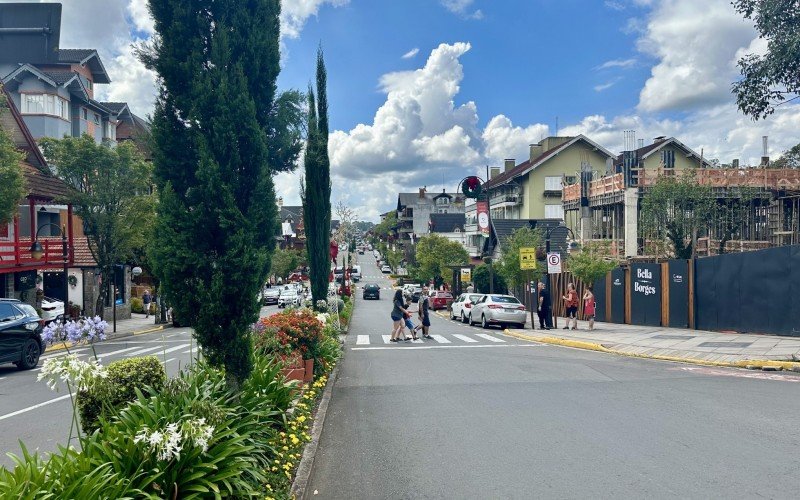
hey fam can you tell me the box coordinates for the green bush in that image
[131,297,143,313]
[77,356,166,433]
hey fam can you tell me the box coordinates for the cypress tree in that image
[303,49,332,307]
[141,0,282,386]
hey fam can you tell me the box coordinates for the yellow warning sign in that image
[520,247,537,270]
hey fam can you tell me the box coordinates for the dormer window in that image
[436,197,449,206]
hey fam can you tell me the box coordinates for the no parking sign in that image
[547,252,562,274]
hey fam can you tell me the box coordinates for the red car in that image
[287,272,309,282]
[430,291,454,311]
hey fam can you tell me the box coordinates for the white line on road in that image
[452,334,478,343]
[474,333,505,343]
[160,343,190,355]
[94,345,148,358]
[162,358,176,364]
[381,335,392,344]
[0,394,71,422]
[351,344,543,351]
[123,345,166,357]
[356,335,370,345]
[430,335,451,344]
[40,348,88,361]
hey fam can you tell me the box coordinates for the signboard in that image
[476,201,490,235]
[630,263,661,326]
[460,268,471,282]
[519,247,537,270]
[14,270,37,291]
[546,252,562,274]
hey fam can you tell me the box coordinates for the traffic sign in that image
[460,268,472,282]
[547,252,562,274]
[520,247,537,270]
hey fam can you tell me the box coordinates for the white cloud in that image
[401,48,420,59]
[280,0,350,39]
[636,0,759,112]
[604,1,626,11]
[126,0,154,35]
[440,0,483,20]
[594,80,619,92]
[596,58,637,70]
[482,115,548,163]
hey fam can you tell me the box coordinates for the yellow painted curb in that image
[503,329,800,371]
[133,325,165,336]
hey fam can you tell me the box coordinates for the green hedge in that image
[77,356,166,433]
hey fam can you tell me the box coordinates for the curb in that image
[290,358,342,500]
[503,328,800,372]
[43,324,171,354]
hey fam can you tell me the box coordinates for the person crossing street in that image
[418,285,432,339]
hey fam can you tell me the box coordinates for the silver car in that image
[277,288,300,308]
[468,294,527,329]
[450,293,485,323]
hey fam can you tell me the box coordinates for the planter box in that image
[303,358,314,382]
[282,367,305,383]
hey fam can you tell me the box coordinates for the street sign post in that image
[520,247,537,270]
[547,252,562,274]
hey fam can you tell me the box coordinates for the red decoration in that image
[330,241,339,262]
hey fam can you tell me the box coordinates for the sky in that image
[24,0,800,221]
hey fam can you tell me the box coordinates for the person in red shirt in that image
[562,283,579,330]
[583,285,596,331]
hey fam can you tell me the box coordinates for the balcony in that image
[0,236,74,272]
[490,193,521,207]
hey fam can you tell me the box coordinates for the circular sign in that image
[478,212,489,229]
[547,253,561,267]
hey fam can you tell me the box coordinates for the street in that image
[306,257,800,499]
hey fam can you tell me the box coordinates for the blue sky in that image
[38,0,800,221]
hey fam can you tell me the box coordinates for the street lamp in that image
[29,223,69,316]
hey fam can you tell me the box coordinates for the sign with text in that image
[546,252,562,274]
[460,268,471,282]
[476,201,490,235]
[519,247,537,270]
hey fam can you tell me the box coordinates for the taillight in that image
[38,319,45,327]
[464,303,472,308]
[488,304,503,309]
[517,306,526,311]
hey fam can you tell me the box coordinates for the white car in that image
[450,293,485,323]
[40,296,65,322]
[380,265,391,274]
[351,265,362,282]
[277,288,301,308]
[468,294,527,329]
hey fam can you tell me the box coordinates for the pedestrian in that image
[562,283,578,330]
[583,285,596,331]
[403,296,420,340]
[466,282,475,293]
[142,289,152,318]
[537,282,552,330]
[390,289,409,343]
[418,285,432,339]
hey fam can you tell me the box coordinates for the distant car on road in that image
[450,293,484,322]
[277,287,301,308]
[0,299,45,370]
[468,294,527,329]
[362,283,380,300]
[350,265,362,282]
[262,288,280,305]
[430,291,454,311]
[380,265,391,274]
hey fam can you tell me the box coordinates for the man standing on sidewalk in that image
[142,289,152,319]
[537,282,552,330]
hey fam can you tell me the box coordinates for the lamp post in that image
[29,224,69,318]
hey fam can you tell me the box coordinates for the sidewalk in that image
[503,316,800,371]
[46,313,170,353]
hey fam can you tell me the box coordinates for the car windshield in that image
[15,303,39,318]
[366,284,379,289]
[491,295,520,304]
[468,294,483,303]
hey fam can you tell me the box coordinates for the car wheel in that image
[450,308,456,320]
[481,315,489,329]
[18,339,41,370]
[468,313,475,326]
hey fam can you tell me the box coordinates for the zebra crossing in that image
[353,332,507,346]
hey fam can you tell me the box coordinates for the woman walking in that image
[583,285,596,331]
[562,283,579,330]
[390,289,410,342]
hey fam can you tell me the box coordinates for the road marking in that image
[356,335,370,345]
[162,357,176,364]
[160,343,190,355]
[474,333,505,343]
[673,366,800,382]
[41,348,88,360]
[452,334,478,343]
[0,394,71,422]
[94,345,147,358]
[430,335,451,344]
[352,344,543,351]
[381,335,392,344]
[123,345,165,357]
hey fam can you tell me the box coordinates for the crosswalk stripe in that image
[160,343,190,355]
[411,338,423,344]
[381,335,392,344]
[452,334,478,343]
[356,335,370,345]
[94,345,145,358]
[430,335,451,344]
[123,345,164,357]
[474,333,505,343]
[41,348,88,360]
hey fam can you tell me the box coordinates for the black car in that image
[0,299,45,370]
[362,283,380,300]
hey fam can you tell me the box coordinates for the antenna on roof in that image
[555,116,559,136]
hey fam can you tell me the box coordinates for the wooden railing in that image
[562,183,580,202]
[0,237,71,269]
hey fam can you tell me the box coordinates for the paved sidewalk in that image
[503,317,800,371]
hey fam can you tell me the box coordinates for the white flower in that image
[134,418,214,461]
[37,355,107,392]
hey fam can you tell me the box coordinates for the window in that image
[0,303,16,323]
[36,211,60,237]
[544,176,562,191]
[94,113,100,125]
[20,94,70,120]
[45,94,55,115]
[82,109,88,120]
[56,97,69,120]
[21,94,44,114]
[544,204,564,220]
[104,121,115,139]
[436,197,449,206]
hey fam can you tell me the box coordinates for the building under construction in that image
[562,135,800,257]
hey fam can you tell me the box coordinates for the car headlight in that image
[24,322,39,331]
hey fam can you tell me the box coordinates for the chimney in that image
[732,159,739,168]
[490,167,501,179]
[653,136,667,144]
[761,135,769,166]
[529,143,543,162]
[504,159,516,172]
[637,138,644,149]
[418,186,426,198]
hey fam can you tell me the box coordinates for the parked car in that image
[381,265,391,274]
[350,265,362,282]
[0,299,45,370]
[450,293,485,322]
[277,287,301,308]
[262,287,280,305]
[468,294,527,329]
[358,249,364,255]
[333,267,345,281]
[40,296,64,323]
[430,291,454,311]
[363,283,381,300]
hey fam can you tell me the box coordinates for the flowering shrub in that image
[38,354,107,392]
[134,418,214,462]
[256,309,324,359]
[41,316,109,346]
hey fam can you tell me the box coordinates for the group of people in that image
[389,286,432,342]
[536,282,595,331]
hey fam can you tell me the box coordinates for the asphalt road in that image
[307,256,800,499]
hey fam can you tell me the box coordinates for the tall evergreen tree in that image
[302,48,332,307]
[141,0,285,386]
